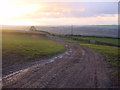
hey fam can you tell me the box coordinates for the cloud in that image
[1,1,118,25]
[66,2,118,17]
[23,2,118,18]
[23,14,117,25]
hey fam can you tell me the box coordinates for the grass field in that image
[80,37,119,45]
[64,35,120,46]
[3,31,66,67]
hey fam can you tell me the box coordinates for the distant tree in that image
[29,26,36,31]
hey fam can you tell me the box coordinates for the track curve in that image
[2,35,111,88]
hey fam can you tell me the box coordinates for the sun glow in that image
[0,0,44,25]
[1,1,38,17]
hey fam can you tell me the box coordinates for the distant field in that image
[3,31,66,67]
[79,37,119,46]
[64,35,120,46]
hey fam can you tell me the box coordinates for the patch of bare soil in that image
[2,35,113,88]
[2,51,28,75]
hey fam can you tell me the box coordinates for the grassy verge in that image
[3,31,66,67]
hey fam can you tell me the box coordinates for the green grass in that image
[3,32,66,60]
[64,35,120,46]
[80,37,119,45]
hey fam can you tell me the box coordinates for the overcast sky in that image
[0,0,118,25]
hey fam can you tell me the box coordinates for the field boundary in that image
[60,35,120,47]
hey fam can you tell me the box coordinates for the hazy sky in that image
[0,0,118,25]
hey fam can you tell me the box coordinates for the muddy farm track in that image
[2,35,111,88]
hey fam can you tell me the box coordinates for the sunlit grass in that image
[3,33,66,59]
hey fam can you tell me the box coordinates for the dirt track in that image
[2,35,111,88]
